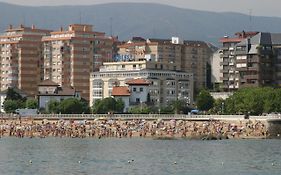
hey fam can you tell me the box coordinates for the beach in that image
[0,117,268,140]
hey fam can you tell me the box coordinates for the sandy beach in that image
[0,117,269,140]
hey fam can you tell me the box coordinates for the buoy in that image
[131,159,134,162]
[272,163,274,166]
[221,162,224,166]
[29,160,32,164]
[174,161,177,164]
[128,160,131,164]
[78,161,81,164]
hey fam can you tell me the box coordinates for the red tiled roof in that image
[219,38,244,43]
[126,79,150,85]
[38,79,59,86]
[112,86,130,96]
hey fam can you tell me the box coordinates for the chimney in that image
[31,24,35,29]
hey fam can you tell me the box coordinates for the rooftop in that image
[126,78,150,85]
[112,86,130,96]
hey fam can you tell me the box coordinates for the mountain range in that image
[1,2,281,45]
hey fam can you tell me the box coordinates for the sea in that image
[0,138,280,175]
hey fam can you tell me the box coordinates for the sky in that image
[0,0,280,17]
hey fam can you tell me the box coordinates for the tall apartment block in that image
[219,31,281,90]
[182,41,213,90]
[117,37,183,71]
[0,25,51,96]
[42,24,114,101]
[219,31,258,90]
[116,37,213,91]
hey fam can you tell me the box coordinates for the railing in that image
[0,113,246,120]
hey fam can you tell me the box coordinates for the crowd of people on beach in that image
[0,118,268,139]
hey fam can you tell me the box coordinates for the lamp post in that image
[222,102,225,114]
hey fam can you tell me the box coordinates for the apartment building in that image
[90,60,193,108]
[219,31,281,89]
[0,25,51,96]
[219,31,258,90]
[182,41,213,90]
[235,32,281,88]
[116,37,183,71]
[42,24,114,101]
[116,37,213,91]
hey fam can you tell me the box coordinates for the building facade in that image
[37,79,80,110]
[90,60,193,108]
[219,31,281,90]
[0,25,51,96]
[42,24,114,101]
[115,37,213,91]
[219,31,258,90]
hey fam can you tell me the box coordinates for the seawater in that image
[0,138,281,175]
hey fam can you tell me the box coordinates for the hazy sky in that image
[0,0,280,17]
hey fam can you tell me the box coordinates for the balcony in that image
[220,69,229,73]
[236,67,247,71]
[236,59,247,64]
[248,57,259,63]
[220,77,229,81]
[220,61,229,66]
[244,75,259,80]
[248,67,260,71]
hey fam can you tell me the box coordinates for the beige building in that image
[0,24,51,96]
[42,24,114,101]
[90,60,193,108]
[182,41,213,90]
[116,37,213,91]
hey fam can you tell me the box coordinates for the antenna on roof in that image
[22,13,26,25]
[110,17,113,36]
[79,11,82,24]
[248,9,252,31]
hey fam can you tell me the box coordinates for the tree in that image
[59,98,84,114]
[3,100,19,113]
[5,87,23,101]
[129,105,151,114]
[115,98,125,113]
[210,98,225,114]
[26,99,38,109]
[171,99,185,114]
[47,100,61,114]
[92,97,125,114]
[196,89,214,111]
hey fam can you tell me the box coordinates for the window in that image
[133,88,136,92]
[140,87,143,92]
[136,98,140,103]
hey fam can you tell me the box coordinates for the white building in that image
[37,80,80,110]
[126,79,150,104]
[90,60,194,108]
